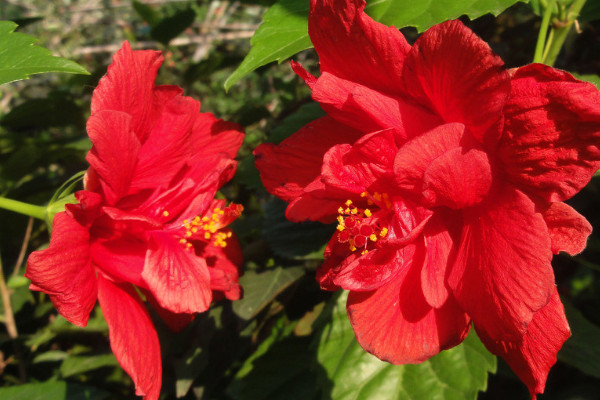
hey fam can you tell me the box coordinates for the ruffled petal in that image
[347,258,470,364]
[403,20,510,143]
[199,229,243,301]
[322,129,397,194]
[422,146,493,209]
[499,63,600,202]
[129,96,199,193]
[191,113,244,160]
[86,110,141,204]
[448,186,555,340]
[420,215,454,308]
[311,73,438,140]
[309,0,410,95]
[478,290,570,399]
[254,115,362,202]
[25,212,96,327]
[143,231,212,314]
[91,41,163,142]
[394,122,466,192]
[542,201,592,255]
[97,276,161,400]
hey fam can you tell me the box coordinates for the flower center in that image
[336,198,388,255]
[176,203,243,251]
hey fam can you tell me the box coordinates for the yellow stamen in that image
[162,210,170,217]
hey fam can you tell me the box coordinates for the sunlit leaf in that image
[0,21,88,85]
[232,266,304,320]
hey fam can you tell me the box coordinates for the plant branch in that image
[0,197,46,221]
[12,217,34,278]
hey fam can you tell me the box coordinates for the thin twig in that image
[72,31,255,55]
[0,254,26,381]
[12,217,34,278]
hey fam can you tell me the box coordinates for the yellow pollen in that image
[350,207,358,215]
[204,232,211,239]
[186,242,193,248]
[186,231,193,237]
[162,210,170,217]
[179,239,187,245]
[183,219,189,224]
[361,250,369,255]
[338,207,344,213]
[360,192,367,197]
[192,227,198,233]
[337,215,344,224]
[350,245,357,251]
[380,227,388,237]
[369,234,377,242]
[364,209,372,217]
[337,225,345,231]
[202,216,209,222]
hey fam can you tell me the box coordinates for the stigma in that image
[336,199,388,255]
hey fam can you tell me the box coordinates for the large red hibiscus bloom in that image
[254,0,600,397]
[26,42,244,400]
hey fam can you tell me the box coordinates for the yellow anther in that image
[202,216,209,222]
[179,239,187,245]
[338,207,344,214]
[192,227,198,233]
[186,231,193,237]
[193,216,201,223]
[186,242,193,248]
[361,250,369,255]
[360,192,367,197]
[380,227,388,237]
[345,208,351,214]
[183,219,189,224]
[345,200,352,206]
[373,193,382,201]
[162,210,170,217]
[337,215,344,224]
[227,231,232,238]
[350,207,358,215]
[204,232,211,239]
[337,224,345,231]
[209,226,217,233]
[369,234,377,242]
[350,245,357,252]
[364,209,372,217]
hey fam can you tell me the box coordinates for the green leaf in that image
[579,0,600,23]
[59,354,118,378]
[132,0,161,26]
[224,0,526,89]
[33,350,69,363]
[558,301,600,378]
[316,292,497,400]
[0,21,89,85]
[262,198,335,259]
[0,381,109,400]
[232,266,305,320]
[0,97,85,130]
[223,0,311,90]
[150,9,196,45]
[364,0,527,30]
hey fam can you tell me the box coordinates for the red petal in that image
[394,122,465,192]
[143,231,212,314]
[322,129,397,194]
[422,146,493,209]
[347,259,470,364]
[97,276,161,400]
[254,115,362,202]
[145,290,195,333]
[86,110,141,204]
[309,0,410,95]
[25,212,96,327]
[129,96,199,193]
[478,290,570,398]
[90,239,147,288]
[291,60,317,89]
[448,186,555,340]
[403,20,510,143]
[65,190,103,227]
[191,113,244,160]
[421,216,453,308]
[285,179,354,223]
[91,41,164,142]
[200,230,243,300]
[499,63,600,202]
[542,201,592,255]
[312,73,438,140]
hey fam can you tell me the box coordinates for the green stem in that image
[534,0,557,63]
[0,197,46,220]
[542,0,588,66]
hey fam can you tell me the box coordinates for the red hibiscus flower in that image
[26,42,244,400]
[254,0,600,397]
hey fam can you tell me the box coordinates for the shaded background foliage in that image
[0,0,599,399]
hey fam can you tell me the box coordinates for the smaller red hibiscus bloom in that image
[255,0,600,397]
[26,42,244,400]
